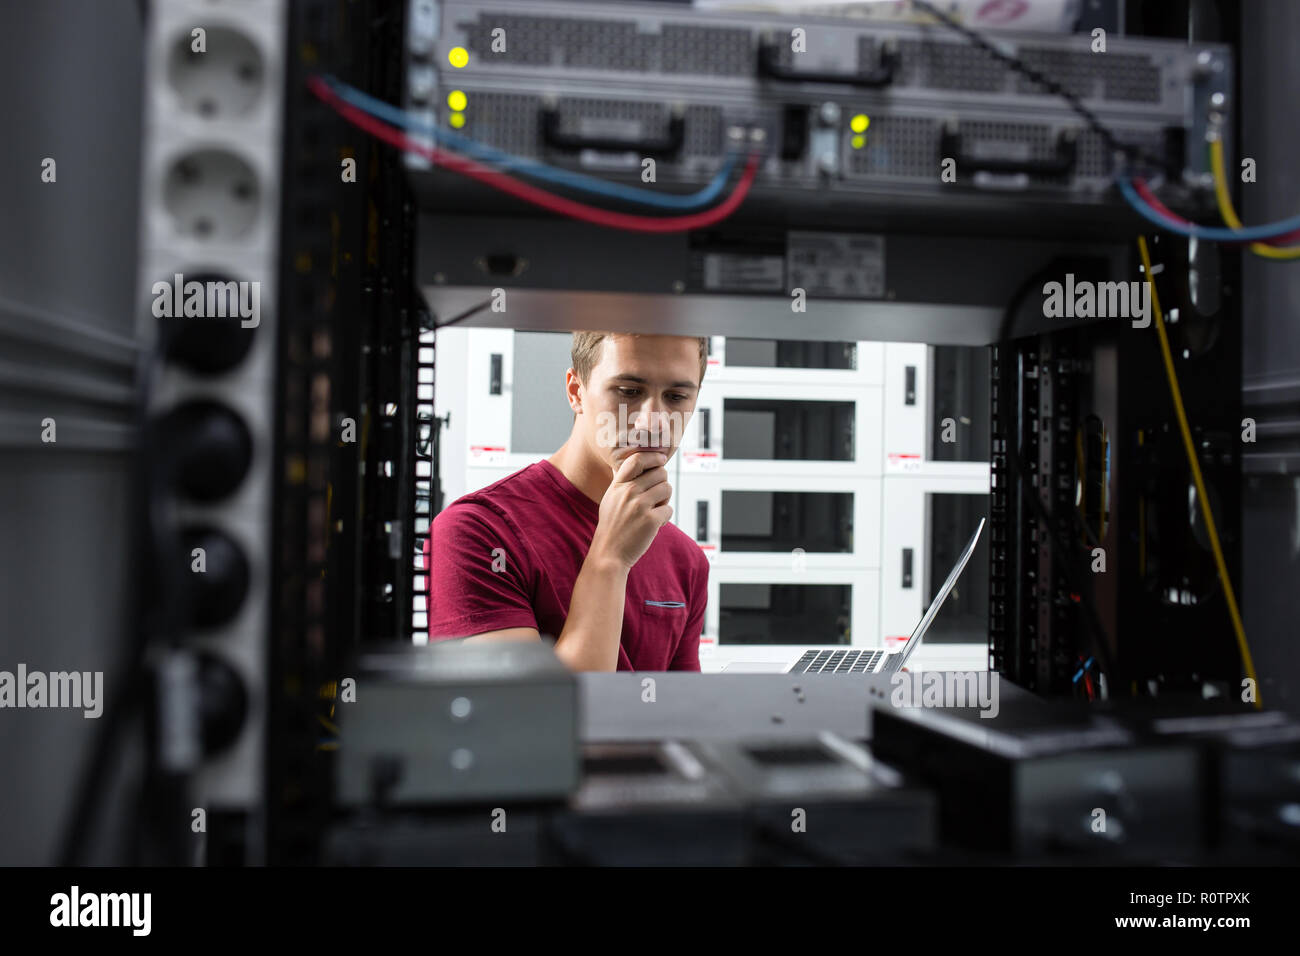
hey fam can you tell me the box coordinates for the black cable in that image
[434,297,494,330]
[997,260,1063,343]
[57,332,201,865]
[57,345,179,865]
[911,0,1168,175]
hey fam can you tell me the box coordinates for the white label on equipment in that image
[886,453,922,473]
[682,450,720,472]
[702,253,785,292]
[787,232,885,298]
[470,444,508,467]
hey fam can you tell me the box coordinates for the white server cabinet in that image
[704,336,884,386]
[882,342,929,474]
[678,380,884,479]
[671,472,880,571]
[883,342,992,478]
[461,328,574,476]
[878,473,991,654]
[699,566,882,664]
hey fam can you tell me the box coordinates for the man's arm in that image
[460,554,629,671]
[543,450,672,671]
[457,552,630,671]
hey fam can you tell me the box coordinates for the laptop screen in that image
[894,517,986,669]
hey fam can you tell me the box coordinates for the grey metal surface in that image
[0,0,144,865]
[1240,0,1300,477]
[576,671,1037,742]
[443,1,1163,108]
[421,284,1051,347]
[336,641,579,805]
[1241,1,1300,401]
[509,330,577,453]
[418,217,1130,346]
[1239,0,1300,710]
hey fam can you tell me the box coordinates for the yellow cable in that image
[1209,138,1300,260]
[317,714,340,735]
[1136,236,1261,708]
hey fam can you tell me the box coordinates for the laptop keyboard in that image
[791,649,886,674]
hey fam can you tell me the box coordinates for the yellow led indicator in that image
[851,134,866,149]
[447,90,467,111]
[449,111,466,129]
[448,47,469,68]
[850,114,870,133]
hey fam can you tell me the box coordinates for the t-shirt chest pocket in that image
[640,598,688,622]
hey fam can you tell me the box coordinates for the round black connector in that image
[180,526,250,629]
[161,400,253,502]
[158,273,257,374]
[196,652,249,756]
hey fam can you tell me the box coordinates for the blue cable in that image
[323,75,742,210]
[1117,177,1300,242]
[1072,657,1095,684]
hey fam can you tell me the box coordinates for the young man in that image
[424,332,710,671]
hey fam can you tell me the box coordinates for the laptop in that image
[720,518,985,674]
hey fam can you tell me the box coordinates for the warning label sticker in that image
[787,232,885,298]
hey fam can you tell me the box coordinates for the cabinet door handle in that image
[489,353,502,395]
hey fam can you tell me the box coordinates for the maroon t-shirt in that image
[425,460,706,670]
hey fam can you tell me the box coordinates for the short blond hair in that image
[571,332,708,386]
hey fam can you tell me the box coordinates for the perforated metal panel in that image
[462,14,650,70]
[457,85,1171,188]
[448,4,1175,105]
[846,115,937,179]
[410,1,1230,217]
[894,38,1008,93]
[1015,48,1161,103]
[844,117,1162,186]
[662,24,753,77]
[464,91,724,161]
[464,91,538,154]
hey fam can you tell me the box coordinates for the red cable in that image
[1133,178,1300,247]
[309,76,760,234]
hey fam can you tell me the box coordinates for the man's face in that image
[574,335,701,474]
